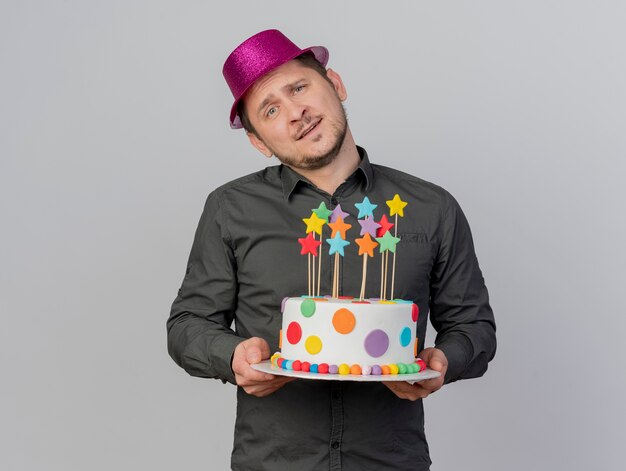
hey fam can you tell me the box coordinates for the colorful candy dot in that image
[300,299,316,317]
[416,358,427,371]
[318,363,329,374]
[364,329,389,358]
[339,364,350,375]
[381,365,391,375]
[271,352,281,366]
[389,364,399,375]
[301,361,311,372]
[400,327,412,347]
[412,303,419,322]
[277,358,285,368]
[332,308,356,334]
[397,363,407,374]
[292,360,302,371]
[350,364,362,375]
[329,364,339,374]
[305,335,322,355]
[408,363,419,374]
[379,300,396,304]
[362,365,372,376]
[284,360,293,370]
[310,364,319,373]
[286,322,302,344]
[371,365,382,375]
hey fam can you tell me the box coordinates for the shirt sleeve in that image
[429,190,496,384]
[167,190,244,385]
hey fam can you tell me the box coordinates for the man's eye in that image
[266,107,277,117]
[294,85,305,93]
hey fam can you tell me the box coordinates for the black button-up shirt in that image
[168,147,496,470]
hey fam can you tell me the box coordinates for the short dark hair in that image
[237,53,332,136]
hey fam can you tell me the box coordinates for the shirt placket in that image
[329,381,343,470]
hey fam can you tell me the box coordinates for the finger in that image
[383,381,430,401]
[243,339,270,364]
[243,376,294,397]
[428,357,446,372]
[232,354,275,382]
[416,377,444,392]
[234,363,275,383]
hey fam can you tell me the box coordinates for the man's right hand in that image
[231,337,294,397]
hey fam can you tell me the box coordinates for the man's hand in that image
[231,337,294,397]
[383,347,448,401]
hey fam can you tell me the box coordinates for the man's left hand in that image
[383,347,448,401]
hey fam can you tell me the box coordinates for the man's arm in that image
[167,191,294,395]
[167,191,244,384]
[429,189,496,384]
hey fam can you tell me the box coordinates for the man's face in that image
[242,59,348,170]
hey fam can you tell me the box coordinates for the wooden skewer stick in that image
[317,240,322,297]
[312,234,316,298]
[382,250,389,299]
[380,251,384,299]
[359,254,368,301]
[391,214,398,300]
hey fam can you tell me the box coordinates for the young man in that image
[168,29,496,470]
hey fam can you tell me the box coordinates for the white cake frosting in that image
[279,297,418,367]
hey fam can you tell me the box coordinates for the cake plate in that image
[252,360,441,383]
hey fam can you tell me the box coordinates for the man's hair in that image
[237,53,333,136]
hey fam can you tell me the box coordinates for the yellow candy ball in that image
[338,364,350,375]
[389,364,399,375]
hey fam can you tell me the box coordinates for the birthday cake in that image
[270,196,427,377]
[272,296,424,376]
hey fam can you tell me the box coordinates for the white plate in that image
[251,360,441,383]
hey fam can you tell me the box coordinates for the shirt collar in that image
[280,145,374,200]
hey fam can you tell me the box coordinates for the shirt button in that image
[331,441,339,449]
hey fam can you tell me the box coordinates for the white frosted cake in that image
[272,296,424,376]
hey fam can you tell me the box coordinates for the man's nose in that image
[287,101,307,123]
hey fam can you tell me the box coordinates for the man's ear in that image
[326,68,348,101]
[247,131,273,158]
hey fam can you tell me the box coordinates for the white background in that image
[2,1,625,470]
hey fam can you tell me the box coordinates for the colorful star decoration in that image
[355,233,379,257]
[376,231,401,254]
[326,232,351,256]
[328,216,352,239]
[386,194,408,217]
[329,204,350,223]
[298,232,322,256]
[312,202,333,222]
[355,196,378,219]
[376,214,395,237]
[358,216,381,237]
[302,212,326,235]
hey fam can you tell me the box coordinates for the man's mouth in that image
[297,119,321,140]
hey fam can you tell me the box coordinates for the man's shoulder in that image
[207,165,281,199]
[371,163,452,202]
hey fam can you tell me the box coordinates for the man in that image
[168,29,496,470]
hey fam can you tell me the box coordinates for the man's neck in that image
[287,130,360,195]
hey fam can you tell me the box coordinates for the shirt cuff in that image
[212,334,245,385]
[435,334,473,384]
